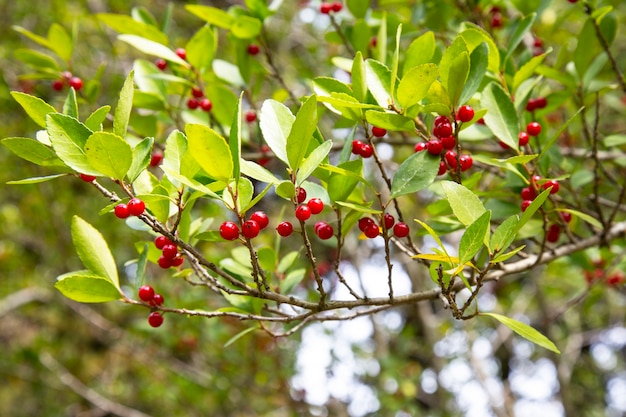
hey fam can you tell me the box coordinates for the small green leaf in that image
[7,174,67,184]
[186,124,233,182]
[397,63,439,109]
[71,216,119,287]
[390,152,440,199]
[365,59,393,108]
[97,13,169,45]
[162,130,187,177]
[403,31,436,74]
[11,91,57,128]
[276,181,296,200]
[515,188,551,234]
[185,5,234,29]
[230,93,244,182]
[13,25,54,50]
[460,24,500,73]
[47,23,73,62]
[14,49,60,71]
[557,209,603,229]
[351,51,367,102]
[459,211,491,264]
[63,88,78,119]
[55,271,122,303]
[47,113,98,176]
[259,99,294,166]
[491,245,526,263]
[113,70,135,138]
[490,215,519,253]
[240,159,280,185]
[160,166,220,199]
[186,25,215,73]
[504,13,536,66]
[85,132,133,180]
[297,140,333,185]
[390,24,402,103]
[287,95,317,171]
[231,15,262,39]
[128,137,154,183]
[224,325,259,348]
[439,36,468,95]
[347,0,371,18]
[328,159,363,203]
[135,244,149,287]
[481,312,560,354]
[280,268,307,294]
[513,52,548,91]
[481,82,519,150]
[365,111,414,131]
[1,137,65,167]
[118,34,189,67]
[446,51,470,107]
[441,180,487,226]
[459,42,488,105]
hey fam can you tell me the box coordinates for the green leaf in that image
[397,63,439,109]
[389,24,402,103]
[447,51,470,107]
[390,152,440,199]
[47,23,73,62]
[514,188,551,234]
[230,93,244,181]
[55,271,122,303]
[481,312,560,354]
[231,15,262,39]
[275,181,296,200]
[351,51,367,103]
[297,140,333,185]
[513,52,548,92]
[557,209,602,229]
[481,82,519,150]
[224,325,259,348]
[439,36,468,94]
[1,137,65,167]
[490,215,519,253]
[71,216,119,287]
[7,174,67,185]
[135,244,149,287]
[441,180,486,226]
[186,25,215,74]
[223,177,254,213]
[240,159,280,185]
[14,49,60,71]
[162,130,187,177]
[160,166,220,199]
[347,0,371,18]
[63,88,78,119]
[280,268,307,294]
[11,91,57,128]
[491,245,526,263]
[328,159,363,203]
[365,59,393,108]
[403,31,436,74]
[97,13,169,45]
[185,5,234,29]
[459,24,500,74]
[504,13,536,66]
[287,95,318,171]
[186,124,233,182]
[259,99,294,166]
[365,111,414,131]
[47,113,98,176]
[128,137,154,183]
[459,211,491,264]
[459,42,488,105]
[113,70,135,138]
[84,106,111,131]
[118,34,189,67]
[375,12,387,64]
[85,132,133,180]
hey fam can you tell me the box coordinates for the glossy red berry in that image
[154,236,173,250]
[560,211,572,223]
[245,110,257,123]
[315,222,334,240]
[150,151,163,167]
[433,123,453,139]
[383,213,395,230]
[359,143,374,158]
[320,2,332,13]
[393,222,410,238]
[445,151,457,169]
[414,142,427,152]
[364,223,380,238]
[518,132,530,147]
[307,198,324,214]
[151,293,165,306]
[68,77,83,91]
[191,87,204,98]
[491,13,503,28]
[158,255,173,269]
[297,187,307,204]
[526,122,542,136]
[247,44,260,55]
[127,198,145,216]
[534,97,547,109]
[276,221,293,237]
[521,200,533,211]
[520,187,537,201]
[543,180,560,194]
[372,126,387,137]
[175,48,187,60]
[219,221,240,240]
[171,255,184,267]
[546,224,561,243]
[138,285,155,302]
[441,136,456,150]
[187,98,199,110]
[427,139,443,155]
[199,98,213,112]
[155,59,167,70]
[499,141,511,150]
[438,161,447,175]
[358,217,376,232]
[434,115,449,127]
[114,204,130,219]
[457,105,475,123]
[295,205,312,222]
[459,154,473,172]
[331,1,343,12]
[148,312,164,328]
[250,211,269,229]
[79,173,96,182]
[242,220,261,239]
[52,79,64,91]
[351,140,364,155]
[162,244,178,259]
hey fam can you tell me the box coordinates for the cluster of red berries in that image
[583,259,624,286]
[320,2,343,14]
[154,235,184,269]
[114,198,146,219]
[138,285,165,327]
[526,97,548,112]
[186,86,213,112]
[518,176,565,242]
[52,71,83,92]
[219,211,270,240]
[351,140,374,158]
[358,213,409,239]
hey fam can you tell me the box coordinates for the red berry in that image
[150,151,163,167]
[127,198,146,216]
[560,211,572,223]
[250,211,269,229]
[383,213,395,230]
[297,187,307,204]
[295,205,312,222]
[320,2,332,13]
[445,150,457,169]
[434,115,449,127]
[526,98,538,112]
[191,87,204,98]
[175,48,186,60]
[369,37,378,48]
[79,173,96,182]
[114,204,130,219]
[358,217,375,232]
[533,38,543,48]
[607,273,625,286]
[69,77,83,91]
[491,13,503,28]
[520,187,537,200]
[441,136,456,150]
[477,118,485,125]
[518,132,530,147]
[459,154,473,172]
[154,236,173,250]
[351,140,364,155]
[219,221,240,240]
[276,221,293,237]
[162,244,178,259]
[393,222,410,238]
[138,285,155,302]
[457,105,475,123]
[359,143,374,158]
[521,200,533,211]
[364,223,380,238]
[499,141,511,150]
[158,255,173,269]
[247,44,260,55]
[155,59,167,70]
[543,180,560,194]
[151,293,165,306]
[307,198,324,214]
[187,98,199,110]
[52,79,64,91]
[531,175,542,186]
[199,98,213,112]
[433,123,452,139]
[535,97,547,109]
[148,312,164,328]
[567,0,578,3]
[242,220,261,239]
[438,161,447,175]
[372,126,387,137]
[546,224,561,243]
[245,110,257,123]
[331,1,343,12]
[171,255,184,267]
[526,122,542,136]
[414,142,427,152]
[315,222,334,240]
[427,139,443,155]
